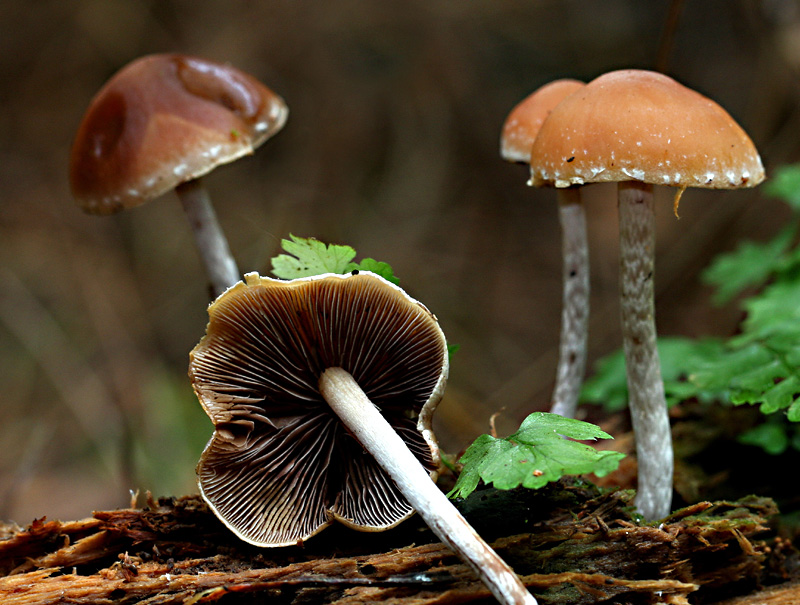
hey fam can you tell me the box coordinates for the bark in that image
[712,580,800,605]
[0,482,788,605]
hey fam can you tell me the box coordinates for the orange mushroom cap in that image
[500,79,585,164]
[529,69,765,190]
[70,54,288,215]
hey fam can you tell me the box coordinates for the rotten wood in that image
[0,482,792,604]
[712,579,800,605]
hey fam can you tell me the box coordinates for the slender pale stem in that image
[175,178,240,297]
[319,367,537,605]
[549,187,589,419]
[618,181,673,521]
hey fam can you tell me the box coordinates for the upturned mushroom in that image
[529,69,765,520]
[501,79,588,419]
[189,271,536,605]
[70,53,288,296]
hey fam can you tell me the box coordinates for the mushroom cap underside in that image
[529,69,765,189]
[70,53,288,214]
[189,271,448,547]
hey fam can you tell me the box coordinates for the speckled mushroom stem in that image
[549,187,589,419]
[320,367,537,605]
[175,178,240,297]
[618,181,673,521]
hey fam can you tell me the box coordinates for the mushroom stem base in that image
[319,367,537,605]
[175,178,240,297]
[618,181,673,521]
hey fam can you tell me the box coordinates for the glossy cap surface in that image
[529,69,765,189]
[70,54,288,214]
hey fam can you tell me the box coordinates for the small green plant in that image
[448,412,625,499]
[581,164,800,454]
[271,234,398,284]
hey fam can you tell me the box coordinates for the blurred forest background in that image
[1,0,799,523]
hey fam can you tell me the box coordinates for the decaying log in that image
[711,579,800,605]
[0,481,792,604]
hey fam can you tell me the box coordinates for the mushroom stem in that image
[319,367,537,605]
[618,181,673,521]
[175,178,240,297]
[549,187,589,419]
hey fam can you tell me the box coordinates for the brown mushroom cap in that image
[189,271,448,547]
[529,69,765,189]
[70,54,288,215]
[500,79,585,164]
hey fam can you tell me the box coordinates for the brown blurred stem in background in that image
[655,0,686,73]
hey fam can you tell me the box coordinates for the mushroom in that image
[189,271,536,605]
[501,79,588,419]
[529,69,765,520]
[70,53,288,297]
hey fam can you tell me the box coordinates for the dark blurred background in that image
[1,0,798,523]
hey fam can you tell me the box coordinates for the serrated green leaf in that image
[788,397,800,422]
[730,389,760,405]
[516,410,614,441]
[579,347,628,411]
[271,235,401,288]
[690,344,772,391]
[271,235,357,279]
[581,337,725,412]
[784,345,800,368]
[737,280,800,350]
[730,359,785,393]
[701,224,796,306]
[738,422,789,455]
[448,412,625,499]
[345,258,399,285]
[759,376,800,415]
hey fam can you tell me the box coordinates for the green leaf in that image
[579,348,629,412]
[580,337,725,412]
[738,422,789,456]
[448,412,625,499]
[271,235,357,279]
[701,224,796,306]
[730,359,785,394]
[690,344,772,392]
[736,280,800,351]
[271,235,401,286]
[345,258,399,285]
[788,397,800,422]
[700,164,800,306]
[763,163,800,212]
[760,377,800,415]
